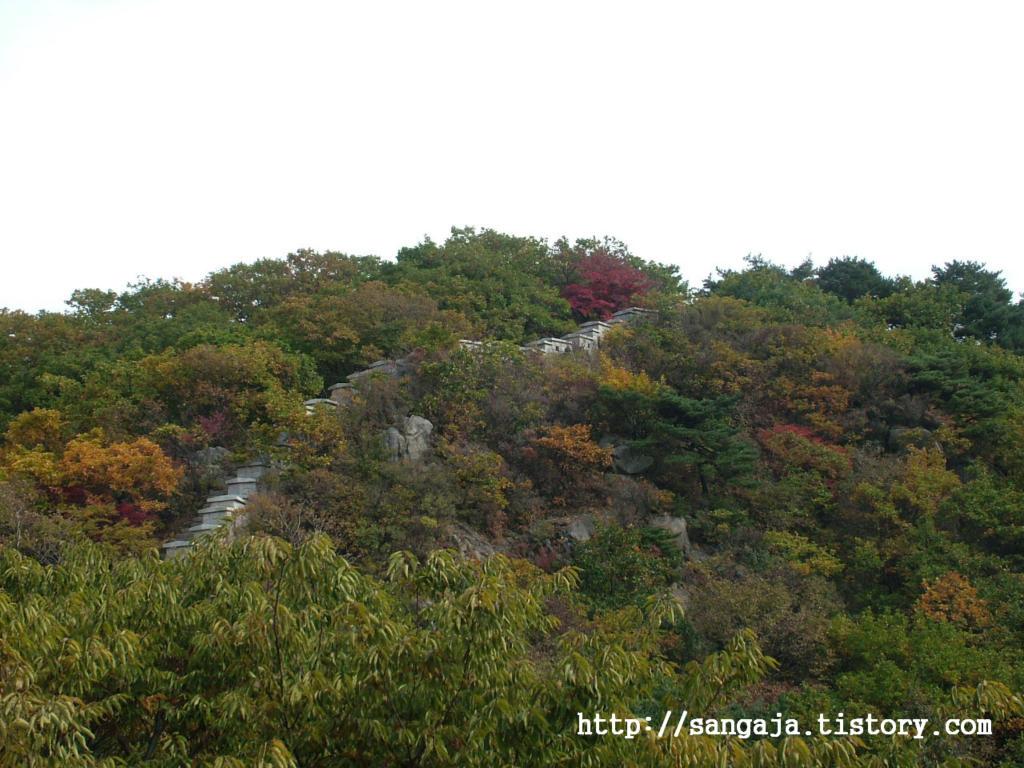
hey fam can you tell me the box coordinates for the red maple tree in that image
[560,251,653,319]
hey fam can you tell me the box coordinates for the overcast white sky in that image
[1,0,1022,313]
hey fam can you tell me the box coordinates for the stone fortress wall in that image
[163,307,655,557]
[317,306,654,412]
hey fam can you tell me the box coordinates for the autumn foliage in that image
[560,250,653,319]
[917,572,993,631]
[3,234,1024,766]
[532,424,612,477]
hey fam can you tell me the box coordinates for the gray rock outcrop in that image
[650,515,692,559]
[384,415,434,462]
[451,525,497,560]
[192,446,229,466]
[564,517,596,542]
[612,444,654,474]
[599,437,654,474]
[670,582,691,610]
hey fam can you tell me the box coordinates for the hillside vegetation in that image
[3,228,1024,766]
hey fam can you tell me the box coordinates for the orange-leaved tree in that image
[0,409,181,556]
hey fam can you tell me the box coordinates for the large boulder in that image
[187,446,230,486]
[670,582,692,611]
[192,446,229,466]
[563,517,596,542]
[612,444,654,474]
[649,515,692,559]
[599,436,654,474]
[450,525,497,560]
[384,415,434,462]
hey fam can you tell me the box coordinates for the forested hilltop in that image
[3,227,1024,766]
